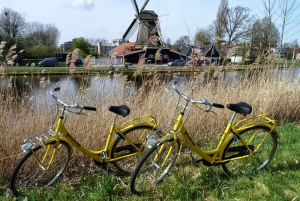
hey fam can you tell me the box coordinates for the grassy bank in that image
[1,123,299,200]
[1,66,300,200]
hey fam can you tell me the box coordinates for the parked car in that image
[67,58,83,67]
[167,59,186,66]
[38,58,58,67]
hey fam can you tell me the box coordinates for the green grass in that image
[1,122,300,201]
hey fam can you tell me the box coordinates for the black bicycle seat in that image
[226,102,252,116]
[108,105,130,117]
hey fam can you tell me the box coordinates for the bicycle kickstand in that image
[106,163,111,176]
[216,166,222,183]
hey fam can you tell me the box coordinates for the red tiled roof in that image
[111,42,136,56]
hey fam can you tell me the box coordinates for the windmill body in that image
[110,0,187,65]
[122,0,164,49]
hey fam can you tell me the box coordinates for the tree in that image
[88,38,108,46]
[250,17,280,57]
[278,0,300,50]
[215,0,229,48]
[165,38,172,48]
[285,39,299,60]
[23,22,60,58]
[0,7,26,39]
[25,22,60,46]
[72,37,91,57]
[261,0,278,51]
[221,6,256,46]
[194,27,213,46]
[173,35,191,47]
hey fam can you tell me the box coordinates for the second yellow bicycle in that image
[130,81,279,195]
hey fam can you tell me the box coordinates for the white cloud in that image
[73,0,95,10]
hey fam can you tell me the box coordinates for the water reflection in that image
[1,67,300,106]
[0,74,137,109]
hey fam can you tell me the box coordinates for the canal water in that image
[1,67,300,108]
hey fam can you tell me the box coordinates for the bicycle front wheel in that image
[222,126,277,176]
[111,126,162,174]
[130,137,180,195]
[9,140,71,196]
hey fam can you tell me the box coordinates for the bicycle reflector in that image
[21,143,33,152]
[147,139,157,148]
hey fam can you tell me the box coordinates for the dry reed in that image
[1,65,300,183]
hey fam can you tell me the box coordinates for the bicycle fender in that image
[236,123,280,138]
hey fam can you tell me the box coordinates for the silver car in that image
[168,59,186,66]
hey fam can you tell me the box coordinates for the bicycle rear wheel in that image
[9,140,71,196]
[130,137,180,195]
[222,126,277,176]
[111,126,162,174]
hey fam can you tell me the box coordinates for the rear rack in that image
[119,114,157,129]
[234,114,277,129]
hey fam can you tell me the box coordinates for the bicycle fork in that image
[31,141,59,171]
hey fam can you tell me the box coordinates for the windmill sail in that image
[130,0,139,15]
[140,0,150,12]
[122,18,139,42]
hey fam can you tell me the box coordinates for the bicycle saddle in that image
[226,102,252,116]
[108,105,130,117]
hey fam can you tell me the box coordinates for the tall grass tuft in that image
[1,64,300,191]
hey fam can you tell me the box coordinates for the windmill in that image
[122,0,165,48]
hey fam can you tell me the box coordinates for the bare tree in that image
[25,22,60,46]
[174,35,191,47]
[165,38,172,47]
[278,0,300,50]
[261,0,279,51]
[0,7,26,39]
[222,6,256,46]
[88,38,108,46]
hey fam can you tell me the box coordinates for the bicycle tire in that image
[222,126,277,176]
[111,126,162,174]
[130,137,180,195]
[9,140,71,196]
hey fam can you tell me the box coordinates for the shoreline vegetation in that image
[1,61,300,76]
[1,64,300,200]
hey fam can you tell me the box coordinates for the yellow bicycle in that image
[9,87,160,196]
[130,81,279,195]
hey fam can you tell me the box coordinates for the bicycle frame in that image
[22,113,157,168]
[176,113,278,165]
[53,114,157,163]
[154,82,279,166]
[20,88,158,171]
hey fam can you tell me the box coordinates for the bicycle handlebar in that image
[50,87,97,111]
[171,81,224,111]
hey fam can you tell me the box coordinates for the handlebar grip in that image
[212,103,224,108]
[83,106,97,111]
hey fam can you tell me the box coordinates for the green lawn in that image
[1,122,299,201]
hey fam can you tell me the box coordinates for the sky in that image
[1,0,300,46]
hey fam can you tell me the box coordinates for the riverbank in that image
[2,63,299,76]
